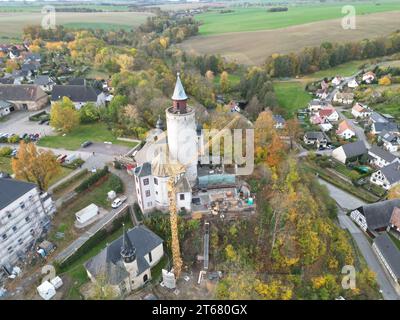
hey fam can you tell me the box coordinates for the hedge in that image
[29,110,47,121]
[74,166,109,193]
[57,210,131,271]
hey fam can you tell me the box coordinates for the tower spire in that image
[120,224,136,263]
[171,72,188,113]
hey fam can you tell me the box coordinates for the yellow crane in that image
[167,114,241,279]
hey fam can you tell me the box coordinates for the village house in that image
[308,99,329,112]
[378,130,400,152]
[352,103,372,119]
[319,122,333,132]
[362,71,376,84]
[85,225,164,296]
[331,76,343,87]
[350,199,400,234]
[370,162,400,190]
[0,84,48,111]
[332,140,367,164]
[373,233,400,285]
[336,120,356,140]
[51,85,106,109]
[0,100,12,118]
[347,79,359,89]
[369,112,390,125]
[371,122,399,135]
[333,92,354,105]
[315,89,328,100]
[273,115,286,129]
[318,106,339,122]
[303,131,330,148]
[34,75,56,93]
[368,145,399,168]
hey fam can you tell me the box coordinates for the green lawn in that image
[213,73,241,87]
[49,173,122,246]
[196,3,400,35]
[38,123,137,150]
[307,60,370,79]
[273,81,311,117]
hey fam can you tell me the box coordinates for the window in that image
[143,178,149,186]
[154,178,158,185]
[7,213,11,219]
[145,190,151,197]
[20,202,25,209]
[25,216,30,223]
[180,194,185,200]
[18,238,23,245]
[2,234,7,241]
[155,191,158,195]
[7,246,13,252]
[147,202,152,207]
[148,251,153,263]
[12,226,17,232]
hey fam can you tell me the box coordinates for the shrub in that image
[0,146,12,157]
[7,135,20,144]
[108,174,124,193]
[29,110,47,121]
[75,166,109,193]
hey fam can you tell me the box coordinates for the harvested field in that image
[0,11,153,38]
[179,11,400,65]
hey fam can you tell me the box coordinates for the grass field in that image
[0,11,153,39]
[38,123,137,150]
[196,3,400,35]
[180,10,400,65]
[307,60,369,79]
[0,156,12,174]
[273,81,311,117]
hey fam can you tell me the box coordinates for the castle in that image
[133,73,200,214]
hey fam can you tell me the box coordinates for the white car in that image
[111,196,127,209]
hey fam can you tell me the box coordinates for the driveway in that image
[0,108,53,136]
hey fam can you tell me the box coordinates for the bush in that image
[61,158,85,169]
[75,166,109,193]
[0,146,12,157]
[108,174,124,193]
[7,135,20,144]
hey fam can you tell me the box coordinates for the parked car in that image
[111,196,127,209]
[81,141,93,148]
[56,154,67,163]
[39,119,47,125]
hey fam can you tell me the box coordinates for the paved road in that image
[319,178,399,300]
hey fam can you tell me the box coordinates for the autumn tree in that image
[285,118,302,150]
[116,54,134,73]
[220,71,229,93]
[50,97,80,133]
[12,141,60,191]
[205,70,215,82]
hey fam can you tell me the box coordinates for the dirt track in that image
[179,11,400,65]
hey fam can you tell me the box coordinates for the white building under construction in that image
[0,178,55,277]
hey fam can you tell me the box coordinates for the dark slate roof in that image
[21,63,39,72]
[0,178,37,210]
[0,84,47,102]
[305,131,328,140]
[34,75,54,86]
[380,162,400,184]
[374,233,400,279]
[370,112,389,124]
[273,114,286,124]
[25,53,41,60]
[369,145,398,163]
[84,225,163,285]
[341,140,367,158]
[134,162,152,178]
[374,122,399,133]
[67,78,85,85]
[359,199,400,230]
[379,130,398,143]
[51,85,98,102]
[0,77,14,84]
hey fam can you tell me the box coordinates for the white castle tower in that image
[166,73,198,184]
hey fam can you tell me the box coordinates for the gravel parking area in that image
[78,142,131,156]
